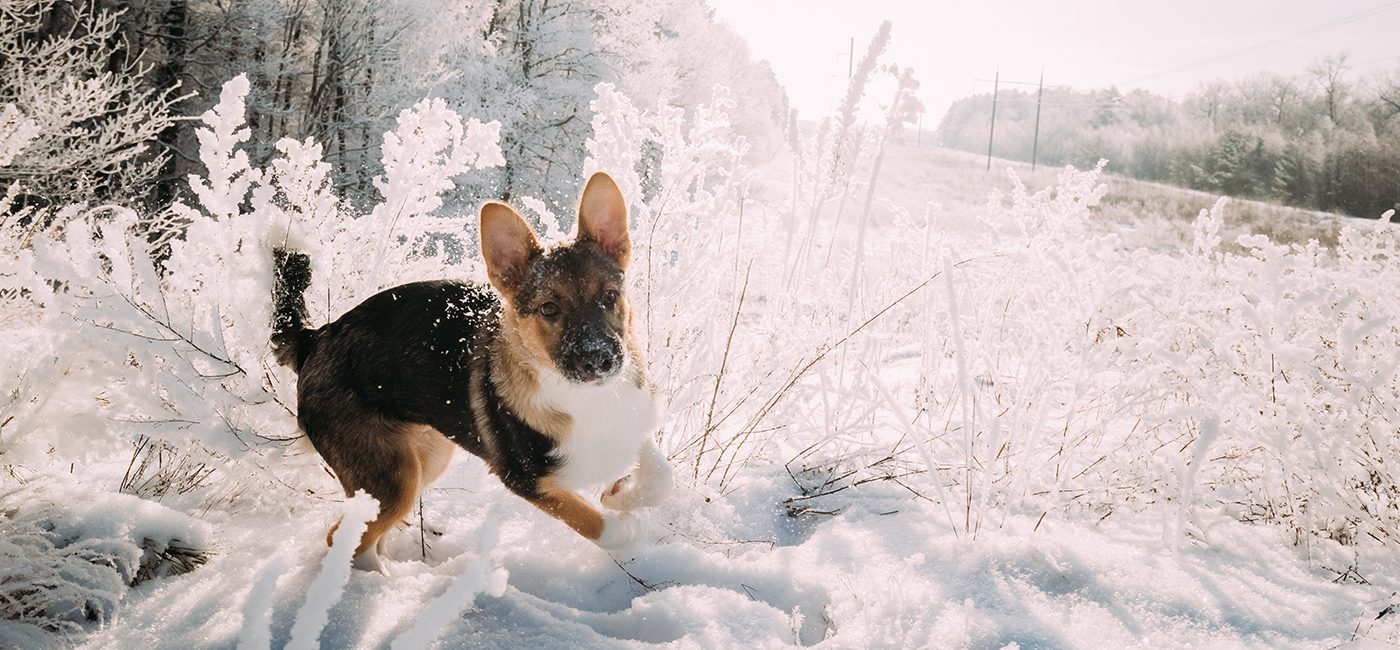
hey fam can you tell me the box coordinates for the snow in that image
[387,508,507,650]
[287,492,380,649]
[41,459,1397,649]
[5,44,1400,649]
[236,552,293,650]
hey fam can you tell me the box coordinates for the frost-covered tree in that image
[372,0,786,215]
[1,0,787,218]
[0,0,180,208]
[471,0,614,209]
[1308,52,1350,126]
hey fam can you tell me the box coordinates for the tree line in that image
[0,0,788,216]
[937,54,1400,219]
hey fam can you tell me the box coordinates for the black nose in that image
[562,323,623,382]
[582,354,617,377]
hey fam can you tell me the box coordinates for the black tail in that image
[271,248,315,372]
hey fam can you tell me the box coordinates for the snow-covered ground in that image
[64,455,1400,648]
[5,74,1400,649]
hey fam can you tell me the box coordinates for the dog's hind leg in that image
[399,425,456,540]
[411,425,457,488]
[316,416,423,574]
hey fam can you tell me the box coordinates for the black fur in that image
[271,248,314,371]
[274,274,561,499]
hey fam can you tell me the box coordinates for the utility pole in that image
[1031,66,1044,172]
[848,37,854,78]
[986,65,999,171]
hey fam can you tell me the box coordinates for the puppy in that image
[271,172,673,571]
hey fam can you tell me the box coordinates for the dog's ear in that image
[480,201,542,299]
[576,172,630,269]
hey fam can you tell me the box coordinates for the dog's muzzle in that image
[560,328,624,383]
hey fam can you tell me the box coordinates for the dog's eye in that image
[601,289,619,308]
[538,301,560,319]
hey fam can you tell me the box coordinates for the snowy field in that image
[5,9,1400,650]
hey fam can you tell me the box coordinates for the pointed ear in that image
[480,201,542,298]
[576,172,630,269]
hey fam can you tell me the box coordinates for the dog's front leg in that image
[600,438,674,512]
[529,478,640,550]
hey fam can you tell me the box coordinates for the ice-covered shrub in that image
[625,125,1399,551]
[0,104,39,168]
[7,76,503,514]
[0,482,210,647]
[788,162,1400,546]
[0,75,505,648]
[582,81,768,483]
[0,0,180,206]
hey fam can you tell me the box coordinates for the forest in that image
[937,53,1400,219]
[0,0,789,215]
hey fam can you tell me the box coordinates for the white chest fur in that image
[533,362,660,491]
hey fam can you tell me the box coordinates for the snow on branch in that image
[388,509,508,650]
[188,75,259,222]
[0,104,38,168]
[0,0,180,204]
[373,99,505,224]
[286,492,379,650]
[236,553,295,650]
[359,99,504,292]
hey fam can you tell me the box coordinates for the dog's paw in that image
[600,474,672,511]
[599,447,675,511]
[593,510,641,550]
[600,475,637,511]
[352,547,389,574]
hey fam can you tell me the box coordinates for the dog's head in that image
[480,172,633,384]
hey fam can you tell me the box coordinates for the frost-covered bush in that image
[0,75,506,647]
[581,81,766,483]
[756,160,1400,547]
[5,76,503,514]
[0,0,179,206]
[0,482,210,647]
[616,100,1399,551]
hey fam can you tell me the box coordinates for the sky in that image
[707,0,1400,125]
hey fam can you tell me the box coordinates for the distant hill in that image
[936,58,1400,219]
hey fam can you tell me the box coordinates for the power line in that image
[1354,54,1400,68]
[1114,0,1400,87]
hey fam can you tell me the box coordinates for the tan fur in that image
[528,476,606,540]
[576,173,631,269]
[409,424,456,486]
[491,316,573,440]
[320,418,424,556]
[480,201,543,295]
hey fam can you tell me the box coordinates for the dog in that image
[270,172,673,572]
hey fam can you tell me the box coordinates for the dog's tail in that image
[271,247,315,372]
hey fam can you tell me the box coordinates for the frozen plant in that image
[0,0,180,205]
[15,75,507,523]
[0,104,38,168]
[0,482,210,646]
[286,492,379,650]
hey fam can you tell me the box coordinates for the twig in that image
[612,559,659,592]
[695,262,751,480]
[418,495,429,560]
[709,258,982,487]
